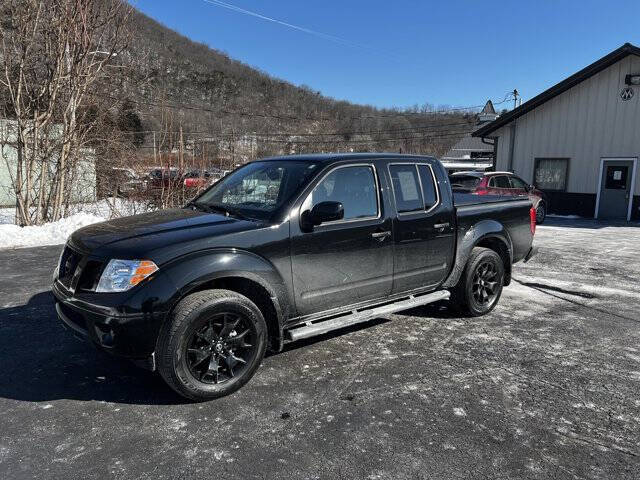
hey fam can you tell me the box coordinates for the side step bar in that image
[285,290,450,342]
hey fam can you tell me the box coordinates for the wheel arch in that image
[443,220,513,288]
[162,250,290,352]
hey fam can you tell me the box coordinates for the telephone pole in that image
[512,89,520,110]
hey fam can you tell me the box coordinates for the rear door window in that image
[417,165,438,210]
[389,165,423,213]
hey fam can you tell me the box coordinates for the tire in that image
[450,247,504,317]
[536,202,546,225]
[156,289,267,401]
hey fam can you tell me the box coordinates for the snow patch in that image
[0,213,105,249]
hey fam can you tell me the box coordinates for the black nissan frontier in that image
[53,154,537,400]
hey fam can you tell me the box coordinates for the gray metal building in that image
[474,43,640,221]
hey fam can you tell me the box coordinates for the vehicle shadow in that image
[0,291,185,405]
[0,292,456,405]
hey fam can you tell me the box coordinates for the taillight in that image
[530,207,536,235]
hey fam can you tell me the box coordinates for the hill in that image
[116,7,477,162]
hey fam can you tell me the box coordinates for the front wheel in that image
[450,247,504,316]
[156,289,267,401]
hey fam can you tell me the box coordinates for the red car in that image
[450,171,547,224]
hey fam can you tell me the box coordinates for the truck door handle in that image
[434,222,450,230]
[371,231,391,241]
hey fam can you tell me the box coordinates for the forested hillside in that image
[119,8,477,159]
[0,0,478,225]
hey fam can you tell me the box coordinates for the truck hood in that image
[69,208,259,254]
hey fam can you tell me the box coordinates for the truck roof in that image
[259,153,438,163]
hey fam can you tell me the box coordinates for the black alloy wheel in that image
[450,246,504,317]
[185,313,256,385]
[471,261,500,307]
[157,289,267,401]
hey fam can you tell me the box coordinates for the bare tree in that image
[0,0,131,225]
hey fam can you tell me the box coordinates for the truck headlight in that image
[96,259,158,293]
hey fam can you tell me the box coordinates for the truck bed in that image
[452,191,534,266]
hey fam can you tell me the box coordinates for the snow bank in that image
[0,213,105,249]
[0,197,151,249]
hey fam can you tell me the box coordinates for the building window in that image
[534,158,569,191]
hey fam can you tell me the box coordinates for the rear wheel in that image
[156,289,267,401]
[450,247,504,316]
[536,202,546,224]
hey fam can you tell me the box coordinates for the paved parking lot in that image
[1,218,639,479]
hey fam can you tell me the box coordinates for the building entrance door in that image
[597,159,636,220]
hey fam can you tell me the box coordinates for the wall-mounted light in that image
[625,74,640,85]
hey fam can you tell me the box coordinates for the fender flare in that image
[160,248,291,349]
[442,220,513,288]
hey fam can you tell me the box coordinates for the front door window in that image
[302,165,379,221]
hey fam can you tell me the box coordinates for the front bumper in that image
[52,280,164,366]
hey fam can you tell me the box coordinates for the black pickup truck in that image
[53,154,536,400]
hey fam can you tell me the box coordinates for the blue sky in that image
[133,0,640,110]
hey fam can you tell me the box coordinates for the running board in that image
[285,290,450,342]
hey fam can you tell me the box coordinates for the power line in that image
[128,129,469,148]
[113,119,474,138]
[102,92,507,122]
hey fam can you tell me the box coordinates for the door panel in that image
[598,160,634,220]
[290,164,393,316]
[388,163,454,293]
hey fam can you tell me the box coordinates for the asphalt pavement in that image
[0,217,639,479]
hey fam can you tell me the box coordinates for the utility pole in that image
[512,89,520,110]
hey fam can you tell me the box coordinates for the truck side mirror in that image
[311,201,344,225]
[301,201,344,231]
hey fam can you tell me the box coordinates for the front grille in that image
[58,246,104,291]
[77,260,104,291]
[58,246,81,288]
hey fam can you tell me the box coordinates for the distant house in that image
[474,43,640,221]
[0,119,96,207]
[440,100,499,173]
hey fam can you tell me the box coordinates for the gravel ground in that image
[0,218,639,479]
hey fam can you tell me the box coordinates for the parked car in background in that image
[183,168,227,189]
[183,169,214,189]
[147,167,181,190]
[111,167,147,197]
[449,171,547,224]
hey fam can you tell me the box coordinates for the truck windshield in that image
[192,161,320,220]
